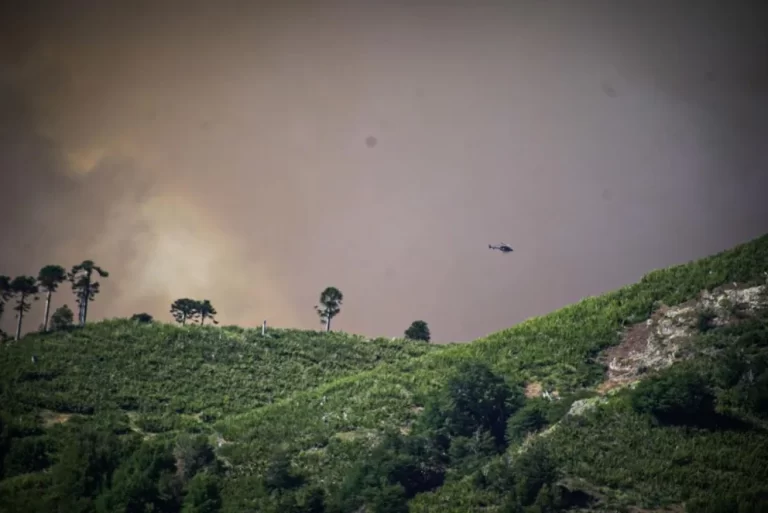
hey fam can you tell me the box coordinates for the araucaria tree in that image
[69,260,109,326]
[405,320,431,342]
[171,298,200,325]
[10,276,40,341]
[315,286,343,332]
[197,300,218,326]
[37,265,67,332]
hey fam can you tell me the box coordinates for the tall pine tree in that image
[69,261,109,326]
[10,276,39,341]
[38,265,67,332]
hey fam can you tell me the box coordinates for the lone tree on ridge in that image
[171,298,200,325]
[315,286,343,332]
[405,320,431,342]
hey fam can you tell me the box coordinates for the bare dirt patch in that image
[40,410,74,427]
[525,382,543,398]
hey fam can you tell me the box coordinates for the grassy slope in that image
[215,234,768,486]
[0,323,438,423]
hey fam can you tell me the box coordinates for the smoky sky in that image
[1,0,767,342]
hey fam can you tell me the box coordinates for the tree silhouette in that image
[50,305,74,331]
[10,276,40,341]
[37,265,68,332]
[171,298,199,325]
[197,300,218,326]
[130,313,154,324]
[69,260,109,326]
[315,287,343,332]
[405,320,431,342]
[0,275,11,323]
[0,275,11,340]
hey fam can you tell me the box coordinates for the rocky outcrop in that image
[567,397,609,417]
[597,283,766,394]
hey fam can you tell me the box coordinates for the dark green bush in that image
[630,367,716,425]
[182,472,222,513]
[511,442,559,507]
[420,360,524,448]
[264,450,305,491]
[687,487,768,513]
[506,399,550,445]
[3,436,53,477]
[697,308,718,333]
[447,430,496,476]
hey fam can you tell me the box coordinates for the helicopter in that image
[489,243,513,253]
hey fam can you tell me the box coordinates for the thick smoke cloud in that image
[1,0,767,341]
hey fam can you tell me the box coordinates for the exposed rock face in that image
[597,284,766,395]
[567,397,609,417]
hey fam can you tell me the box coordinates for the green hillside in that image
[0,323,438,421]
[1,233,768,513]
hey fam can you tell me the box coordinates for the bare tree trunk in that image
[15,297,24,341]
[81,286,89,325]
[42,290,52,332]
[326,316,331,332]
[262,320,266,336]
[201,315,205,326]
[182,313,186,326]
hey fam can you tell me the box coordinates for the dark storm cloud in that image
[1,0,767,341]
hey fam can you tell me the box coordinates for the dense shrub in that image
[630,367,716,425]
[264,450,305,492]
[335,431,446,512]
[687,487,768,513]
[506,399,550,445]
[130,313,154,324]
[182,472,222,513]
[696,308,718,333]
[2,435,54,477]
[420,360,524,448]
[511,442,560,507]
[447,430,497,476]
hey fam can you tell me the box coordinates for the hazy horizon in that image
[2,0,767,342]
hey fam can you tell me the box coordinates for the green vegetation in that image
[69,260,109,326]
[37,265,68,333]
[131,312,155,324]
[170,299,219,326]
[49,305,75,332]
[9,276,40,341]
[198,300,218,327]
[0,232,767,512]
[315,287,343,332]
[405,320,431,342]
[171,298,202,325]
[0,276,11,341]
